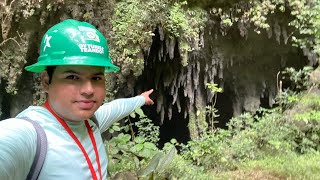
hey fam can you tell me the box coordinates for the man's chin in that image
[77,111,96,120]
[70,106,98,120]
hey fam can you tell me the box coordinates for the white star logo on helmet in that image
[43,35,52,51]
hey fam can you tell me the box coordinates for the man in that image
[0,19,154,179]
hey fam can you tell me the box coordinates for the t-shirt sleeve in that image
[0,118,37,180]
[94,95,145,132]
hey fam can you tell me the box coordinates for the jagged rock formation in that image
[0,1,317,144]
[134,15,312,143]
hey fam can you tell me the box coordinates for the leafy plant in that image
[137,147,177,179]
[188,83,222,139]
[282,66,314,91]
[275,88,300,110]
[206,83,222,131]
[226,108,294,161]
[107,107,169,178]
[107,132,159,175]
[107,108,161,176]
[164,155,212,180]
[181,129,232,170]
[131,107,160,144]
[275,66,314,111]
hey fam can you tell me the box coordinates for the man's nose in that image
[80,80,94,96]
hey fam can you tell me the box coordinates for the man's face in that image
[42,65,106,122]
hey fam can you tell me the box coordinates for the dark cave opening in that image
[214,83,234,129]
[141,102,190,148]
[136,85,191,147]
[135,26,192,147]
[133,22,313,147]
[260,91,272,109]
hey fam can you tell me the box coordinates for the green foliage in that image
[208,0,320,58]
[206,83,222,132]
[107,87,320,179]
[292,116,320,153]
[301,93,320,109]
[209,1,279,33]
[107,108,161,175]
[295,110,320,122]
[107,132,159,174]
[0,35,28,94]
[226,108,295,161]
[239,151,320,180]
[137,147,177,179]
[0,0,63,95]
[107,107,214,179]
[273,66,320,153]
[275,89,300,109]
[206,83,223,94]
[165,155,212,180]
[131,107,160,144]
[110,0,207,74]
[107,108,165,178]
[188,111,209,139]
[282,66,314,91]
[108,122,126,134]
[190,83,222,138]
[182,106,319,171]
[275,66,314,110]
[181,129,233,170]
[166,1,189,38]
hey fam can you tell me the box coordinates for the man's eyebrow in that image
[62,70,104,76]
[94,72,104,76]
[62,70,79,74]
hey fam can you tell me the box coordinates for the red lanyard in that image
[44,101,102,180]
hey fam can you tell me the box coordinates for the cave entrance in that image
[133,24,311,146]
[214,82,234,129]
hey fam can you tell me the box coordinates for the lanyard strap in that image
[84,120,102,179]
[44,101,102,180]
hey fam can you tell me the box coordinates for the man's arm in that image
[0,118,37,180]
[94,89,154,132]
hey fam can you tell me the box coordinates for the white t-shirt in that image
[0,96,145,180]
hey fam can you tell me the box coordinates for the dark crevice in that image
[0,82,11,120]
[215,83,234,129]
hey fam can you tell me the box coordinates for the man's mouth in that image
[76,100,96,109]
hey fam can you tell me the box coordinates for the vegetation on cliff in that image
[1,0,320,179]
[1,0,319,95]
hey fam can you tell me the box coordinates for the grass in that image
[212,151,320,180]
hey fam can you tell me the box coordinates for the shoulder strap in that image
[20,117,48,180]
[20,116,96,179]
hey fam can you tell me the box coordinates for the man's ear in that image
[41,71,50,92]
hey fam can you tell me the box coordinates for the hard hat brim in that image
[25,56,120,73]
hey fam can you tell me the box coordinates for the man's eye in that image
[66,75,78,80]
[92,77,102,81]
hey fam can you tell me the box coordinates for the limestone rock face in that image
[0,1,313,143]
[136,24,308,132]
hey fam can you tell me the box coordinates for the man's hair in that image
[46,66,56,84]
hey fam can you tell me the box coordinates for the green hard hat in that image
[25,19,120,72]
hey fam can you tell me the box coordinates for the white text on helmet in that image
[78,44,104,54]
